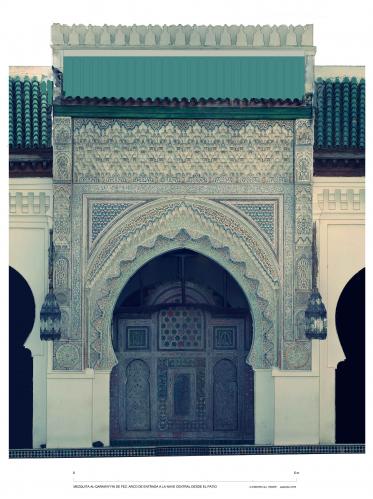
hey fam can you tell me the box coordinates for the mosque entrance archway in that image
[335,268,365,443]
[9,266,35,449]
[110,249,254,445]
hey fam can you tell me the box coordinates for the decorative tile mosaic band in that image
[9,444,365,459]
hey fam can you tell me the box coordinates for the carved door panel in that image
[110,308,253,443]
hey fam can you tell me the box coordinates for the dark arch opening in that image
[110,249,254,446]
[335,268,365,443]
[114,249,252,311]
[9,266,35,449]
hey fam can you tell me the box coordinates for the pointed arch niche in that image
[85,197,280,372]
[84,197,281,445]
[109,249,254,444]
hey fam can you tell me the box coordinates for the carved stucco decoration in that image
[295,149,313,183]
[54,255,69,289]
[54,150,72,181]
[53,341,82,370]
[85,198,280,371]
[295,256,312,290]
[59,309,70,339]
[295,119,314,146]
[282,118,314,370]
[53,117,72,182]
[50,116,314,371]
[9,192,51,216]
[283,340,311,370]
[52,178,72,350]
[52,117,74,355]
[315,188,365,214]
[87,198,279,285]
[73,119,294,184]
[295,310,307,340]
[53,116,72,145]
[295,185,313,246]
[52,24,314,49]
[53,184,71,249]
[88,199,146,254]
[219,199,279,257]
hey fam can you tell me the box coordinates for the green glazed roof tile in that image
[315,77,365,149]
[8,78,14,146]
[359,80,365,148]
[9,75,52,149]
[9,72,364,153]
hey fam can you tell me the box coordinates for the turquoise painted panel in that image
[63,56,305,99]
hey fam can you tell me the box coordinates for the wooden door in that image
[110,306,254,444]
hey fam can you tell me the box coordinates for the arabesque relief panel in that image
[51,117,313,371]
[73,119,294,184]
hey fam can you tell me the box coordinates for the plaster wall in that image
[313,177,365,443]
[9,178,53,448]
[315,65,365,80]
[46,374,92,448]
[45,364,111,448]
[274,375,319,444]
[256,177,365,446]
[254,369,274,444]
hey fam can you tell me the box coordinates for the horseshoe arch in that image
[85,197,281,371]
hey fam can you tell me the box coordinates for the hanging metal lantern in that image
[304,223,327,340]
[305,289,327,339]
[40,290,61,340]
[40,229,61,341]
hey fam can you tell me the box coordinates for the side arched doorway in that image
[335,268,365,443]
[9,266,35,449]
[110,249,254,445]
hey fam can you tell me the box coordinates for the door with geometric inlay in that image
[110,305,254,444]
